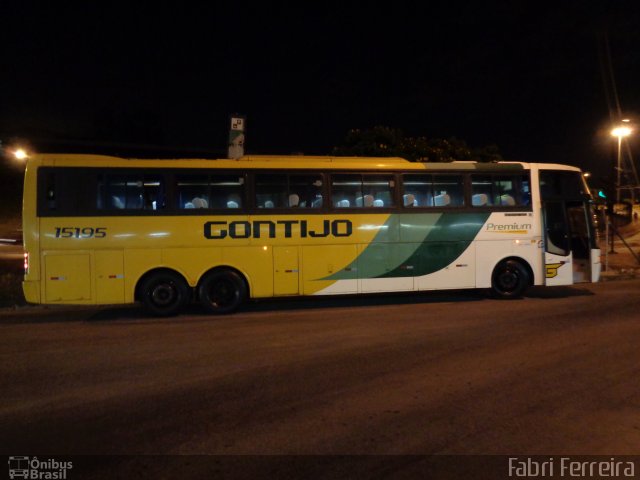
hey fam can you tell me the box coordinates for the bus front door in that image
[566,201,597,283]
[543,201,593,286]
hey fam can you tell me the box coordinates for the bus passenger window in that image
[363,175,395,207]
[521,178,531,205]
[470,174,527,207]
[332,174,394,208]
[210,174,244,209]
[45,173,56,209]
[255,174,286,208]
[402,174,433,207]
[433,175,464,206]
[331,174,361,208]
[176,174,244,209]
[494,177,516,206]
[176,174,209,209]
[99,174,165,211]
[471,175,493,206]
[39,168,88,214]
[289,174,323,208]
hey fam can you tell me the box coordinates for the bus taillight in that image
[23,252,29,274]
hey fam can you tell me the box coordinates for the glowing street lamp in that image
[610,123,633,204]
[611,126,632,138]
[13,148,28,160]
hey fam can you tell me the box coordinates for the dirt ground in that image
[601,218,640,278]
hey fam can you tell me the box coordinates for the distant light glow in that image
[611,126,632,138]
[13,148,28,160]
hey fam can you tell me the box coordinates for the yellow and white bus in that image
[22,154,600,315]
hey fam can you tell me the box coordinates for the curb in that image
[600,269,640,281]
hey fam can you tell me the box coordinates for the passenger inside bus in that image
[288,193,300,207]
[191,197,208,208]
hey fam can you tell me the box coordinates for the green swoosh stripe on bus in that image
[378,212,491,277]
[324,212,490,280]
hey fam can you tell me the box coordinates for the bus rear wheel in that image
[140,271,189,316]
[491,260,529,299]
[198,270,247,314]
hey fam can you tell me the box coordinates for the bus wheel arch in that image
[490,257,532,299]
[197,266,249,314]
[136,268,190,316]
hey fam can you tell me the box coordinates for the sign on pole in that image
[228,115,246,159]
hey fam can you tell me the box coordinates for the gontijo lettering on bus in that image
[204,219,353,239]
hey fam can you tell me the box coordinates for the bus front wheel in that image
[491,260,529,299]
[140,271,189,316]
[198,270,247,314]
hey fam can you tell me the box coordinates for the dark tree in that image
[333,127,502,162]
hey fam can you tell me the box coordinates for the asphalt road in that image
[1,281,640,477]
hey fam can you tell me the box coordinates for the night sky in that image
[2,2,640,184]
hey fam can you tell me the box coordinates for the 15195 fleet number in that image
[54,227,107,238]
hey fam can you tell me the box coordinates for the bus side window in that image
[433,175,464,206]
[99,174,165,211]
[471,175,493,206]
[289,174,323,208]
[521,177,531,205]
[402,174,433,207]
[142,176,164,210]
[362,174,395,207]
[39,168,84,214]
[255,174,287,208]
[330,174,394,209]
[470,174,528,207]
[210,174,244,209]
[176,173,244,210]
[494,176,517,206]
[331,174,361,208]
[102,175,128,210]
[176,174,209,209]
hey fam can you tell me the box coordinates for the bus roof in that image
[28,153,579,172]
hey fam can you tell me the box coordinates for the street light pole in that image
[611,123,632,204]
[616,134,623,204]
[609,123,633,255]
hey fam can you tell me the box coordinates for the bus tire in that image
[140,270,189,316]
[198,270,247,314]
[491,259,529,299]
